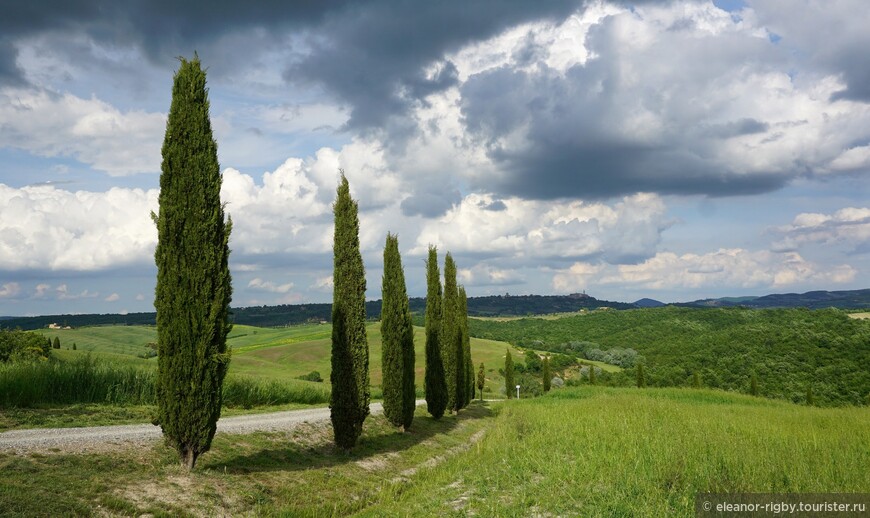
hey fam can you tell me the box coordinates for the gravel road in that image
[0,401,429,454]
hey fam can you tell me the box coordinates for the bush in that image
[297,370,324,383]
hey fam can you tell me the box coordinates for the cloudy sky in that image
[1,0,869,316]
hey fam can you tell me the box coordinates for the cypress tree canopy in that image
[504,349,515,399]
[154,55,232,471]
[424,245,447,419]
[330,173,370,449]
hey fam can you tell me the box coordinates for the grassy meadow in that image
[1,322,523,429]
[2,387,867,516]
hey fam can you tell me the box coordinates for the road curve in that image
[0,401,429,454]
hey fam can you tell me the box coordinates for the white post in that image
[516,384,520,399]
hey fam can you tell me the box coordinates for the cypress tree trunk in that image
[442,254,460,412]
[381,233,414,429]
[154,55,232,471]
[331,174,370,449]
[424,246,447,419]
[504,349,514,399]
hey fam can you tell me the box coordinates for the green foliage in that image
[750,372,759,396]
[154,55,233,470]
[504,349,515,399]
[330,174,370,449]
[806,386,814,406]
[692,371,701,388]
[588,363,596,385]
[636,364,646,388]
[424,246,447,419]
[524,349,542,373]
[0,329,52,363]
[52,336,61,350]
[442,253,461,412]
[380,233,415,429]
[477,362,485,400]
[542,355,552,392]
[469,307,870,406]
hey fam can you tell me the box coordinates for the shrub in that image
[297,371,323,383]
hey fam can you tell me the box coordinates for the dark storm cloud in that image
[285,1,582,131]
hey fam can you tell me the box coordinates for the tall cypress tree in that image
[154,55,232,471]
[381,233,414,429]
[442,253,460,412]
[458,286,473,408]
[504,349,515,399]
[331,174,370,449]
[424,246,447,419]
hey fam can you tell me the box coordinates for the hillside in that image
[1,293,633,330]
[679,288,870,309]
[469,306,870,406]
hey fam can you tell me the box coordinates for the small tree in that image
[52,336,60,350]
[806,386,814,406]
[477,362,485,401]
[692,371,701,388]
[750,373,759,396]
[72,342,77,351]
[636,364,646,388]
[542,355,552,392]
[504,349,515,399]
[588,363,596,385]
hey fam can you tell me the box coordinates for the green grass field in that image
[39,323,524,392]
[2,387,866,516]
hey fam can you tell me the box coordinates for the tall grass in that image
[0,356,329,409]
[361,387,870,516]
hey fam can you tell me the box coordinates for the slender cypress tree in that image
[424,246,447,419]
[52,336,60,350]
[459,286,474,406]
[636,364,646,388]
[401,299,416,429]
[750,373,759,396]
[588,363,596,385]
[381,233,415,429]
[542,355,552,392]
[331,174,370,449]
[692,371,701,388]
[806,386,814,406]
[477,362,485,401]
[455,285,468,410]
[154,55,232,471]
[504,349,515,399]
[442,253,460,412]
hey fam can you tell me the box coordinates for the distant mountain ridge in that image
[0,293,632,330]
[677,289,870,310]
[4,288,868,330]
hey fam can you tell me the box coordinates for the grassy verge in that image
[360,387,870,516]
[0,403,494,516]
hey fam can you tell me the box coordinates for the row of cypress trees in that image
[424,249,474,417]
[153,56,474,463]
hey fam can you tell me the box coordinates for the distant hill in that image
[0,293,634,330]
[633,298,665,308]
[677,289,870,310]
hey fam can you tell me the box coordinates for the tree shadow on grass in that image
[202,401,495,474]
